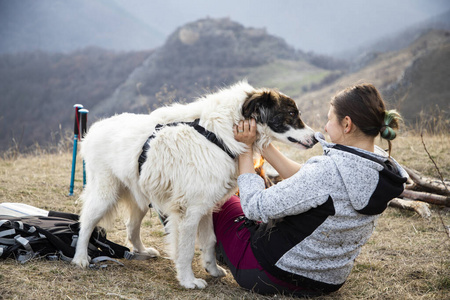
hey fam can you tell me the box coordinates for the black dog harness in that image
[138,119,236,174]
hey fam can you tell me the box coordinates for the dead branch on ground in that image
[389,198,432,219]
[403,166,450,196]
[396,165,450,218]
[401,189,449,207]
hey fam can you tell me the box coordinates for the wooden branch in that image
[401,189,450,207]
[403,166,450,196]
[389,198,432,219]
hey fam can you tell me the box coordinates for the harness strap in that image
[89,256,125,268]
[138,118,235,174]
[124,250,157,260]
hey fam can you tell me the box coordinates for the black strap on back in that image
[331,144,398,173]
[138,119,235,174]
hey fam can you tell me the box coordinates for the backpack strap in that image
[0,219,42,262]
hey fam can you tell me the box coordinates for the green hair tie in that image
[380,125,396,140]
[380,110,400,140]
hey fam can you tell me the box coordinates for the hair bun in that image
[380,125,396,140]
[380,110,401,141]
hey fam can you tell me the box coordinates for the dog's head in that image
[242,89,317,150]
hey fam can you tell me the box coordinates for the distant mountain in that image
[91,18,302,117]
[340,10,450,69]
[384,31,450,127]
[0,0,165,54]
[296,29,450,130]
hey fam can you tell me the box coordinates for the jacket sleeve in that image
[238,157,335,223]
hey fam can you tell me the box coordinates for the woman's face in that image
[324,106,345,144]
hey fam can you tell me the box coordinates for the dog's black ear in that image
[242,91,275,119]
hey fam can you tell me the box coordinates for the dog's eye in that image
[289,111,298,117]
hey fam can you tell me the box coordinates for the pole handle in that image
[73,104,83,136]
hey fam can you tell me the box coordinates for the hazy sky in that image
[1,0,449,55]
[114,0,450,55]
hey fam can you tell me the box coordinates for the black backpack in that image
[0,211,140,266]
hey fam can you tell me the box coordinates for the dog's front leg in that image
[198,213,227,277]
[72,216,94,268]
[175,208,208,289]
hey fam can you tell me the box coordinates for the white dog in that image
[72,81,317,289]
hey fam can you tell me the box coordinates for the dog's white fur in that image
[72,81,316,289]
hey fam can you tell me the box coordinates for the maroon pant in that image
[213,195,318,296]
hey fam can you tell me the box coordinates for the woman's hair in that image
[331,83,402,154]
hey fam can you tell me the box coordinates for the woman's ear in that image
[342,116,353,133]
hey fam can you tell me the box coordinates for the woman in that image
[213,83,408,297]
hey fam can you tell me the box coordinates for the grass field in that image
[0,132,449,299]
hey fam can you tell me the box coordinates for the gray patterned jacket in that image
[237,133,408,292]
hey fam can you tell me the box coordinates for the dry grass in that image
[0,132,449,299]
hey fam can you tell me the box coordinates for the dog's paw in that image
[71,254,91,268]
[214,265,227,277]
[180,278,208,289]
[143,247,160,257]
[206,264,227,277]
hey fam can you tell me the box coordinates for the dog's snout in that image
[306,135,318,148]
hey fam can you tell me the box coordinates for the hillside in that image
[91,18,304,117]
[0,48,152,152]
[92,17,346,117]
[337,10,450,61]
[386,33,450,127]
[295,29,450,129]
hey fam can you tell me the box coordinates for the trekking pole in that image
[68,104,83,196]
[79,108,89,188]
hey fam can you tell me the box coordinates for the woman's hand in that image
[233,119,257,146]
[234,119,257,175]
